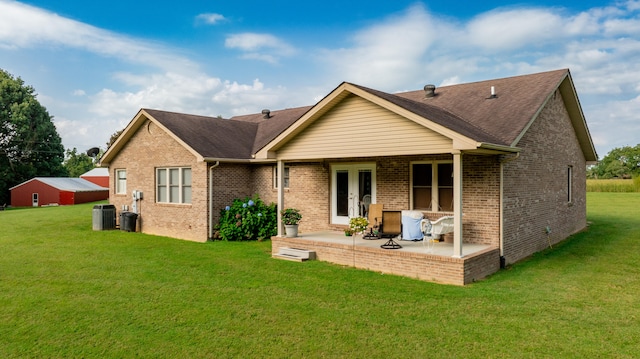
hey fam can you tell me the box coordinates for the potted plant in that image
[280,208,302,238]
[349,216,369,236]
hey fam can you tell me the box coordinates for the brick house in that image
[99,69,597,285]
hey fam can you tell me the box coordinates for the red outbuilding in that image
[80,168,109,188]
[9,177,109,207]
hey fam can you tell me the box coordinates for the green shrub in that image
[217,195,277,241]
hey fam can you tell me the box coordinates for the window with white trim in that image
[411,161,454,212]
[273,166,290,189]
[115,169,127,195]
[156,167,191,204]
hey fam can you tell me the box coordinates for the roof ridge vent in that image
[423,84,436,98]
[261,109,271,119]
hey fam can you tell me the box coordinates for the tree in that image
[588,144,640,179]
[0,69,66,204]
[106,129,123,149]
[63,147,95,177]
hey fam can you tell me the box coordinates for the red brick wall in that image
[502,89,588,263]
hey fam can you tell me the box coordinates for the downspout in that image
[208,161,220,240]
[499,152,520,267]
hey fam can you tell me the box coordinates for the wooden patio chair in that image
[363,203,383,240]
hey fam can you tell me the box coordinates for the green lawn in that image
[1,193,639,358]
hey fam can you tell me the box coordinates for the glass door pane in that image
[336,170,349,217]
[358,170,372,217]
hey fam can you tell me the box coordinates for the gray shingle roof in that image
[115,69,580,161]
[393,68,569,146]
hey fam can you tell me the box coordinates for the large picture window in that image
[115,169,127,195]
[157,167,191,204]
[411,162,453,212]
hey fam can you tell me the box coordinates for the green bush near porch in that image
[0,193,638,358]
[217,195,277,241]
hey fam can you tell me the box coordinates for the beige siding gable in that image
[278,95,453,159]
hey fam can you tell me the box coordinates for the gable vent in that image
[424,84,436,98]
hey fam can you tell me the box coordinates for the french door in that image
[331,163,376,225]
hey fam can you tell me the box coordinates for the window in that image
[273,166,290,189]
[115,169,127,194]
[567,166,573,203]
[156,167,191,204]
[411,162,454,212]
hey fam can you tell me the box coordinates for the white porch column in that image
[452,151,463,258]
[277,159,285,237]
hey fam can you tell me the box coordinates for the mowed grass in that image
[1,194,639,358]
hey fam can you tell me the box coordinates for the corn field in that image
[587,177,640,192]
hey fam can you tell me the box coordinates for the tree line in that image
[587,144,640,179]
[0,69,100,205]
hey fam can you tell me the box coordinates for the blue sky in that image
[1,0,639,158]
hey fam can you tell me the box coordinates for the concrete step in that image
[273,247,316,262]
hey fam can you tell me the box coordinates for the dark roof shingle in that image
[143,69,572,159]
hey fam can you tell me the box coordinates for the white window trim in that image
[156,167,192,204]
[330,163,376,225]
[273,166,290,189]
[410,160,453,212]
[115,169,127,195]
[567,165,573,204]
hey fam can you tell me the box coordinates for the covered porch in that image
[272,231,500,285]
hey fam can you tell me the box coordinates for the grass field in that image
[1,193,639,358]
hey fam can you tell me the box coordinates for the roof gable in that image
[275,94,454,159]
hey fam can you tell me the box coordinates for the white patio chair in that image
[431,216,454,239]
[420,218,435,253]
[421,216,455,253]
[361,194,371,218]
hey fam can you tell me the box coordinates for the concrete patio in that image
[271,231,501,285]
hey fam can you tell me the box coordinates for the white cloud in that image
[320,4,443,89]
[225,33,295,63]
[0,1,197,71]
[195,13,226,25]
[466,9,564,50]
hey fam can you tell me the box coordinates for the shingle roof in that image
[393,68,569,146]
[104,68,589,163]
[143,109,258,159]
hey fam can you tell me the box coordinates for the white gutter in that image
[208,161,220,239]
[499,152,520,265]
